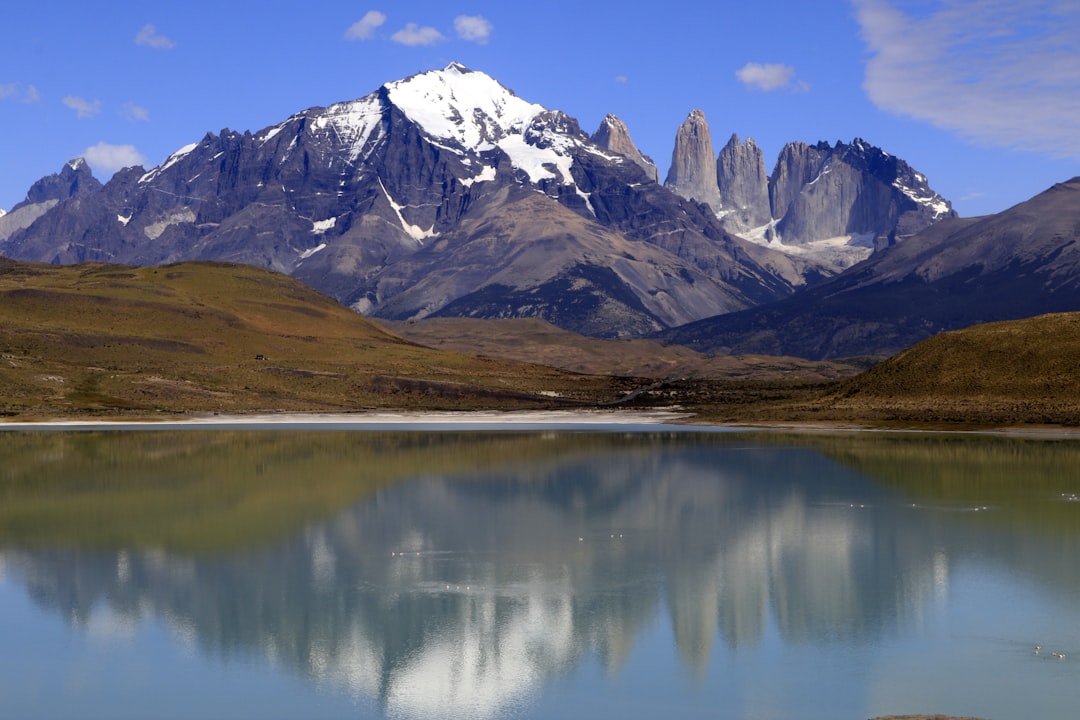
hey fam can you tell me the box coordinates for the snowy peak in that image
[383,63,545,152]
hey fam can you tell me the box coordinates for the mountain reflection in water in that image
[2,430,1080,719]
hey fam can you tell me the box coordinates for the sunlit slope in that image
[0,259,625,416]
[828,312,1080,424]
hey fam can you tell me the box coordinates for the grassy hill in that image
[823,312,1080,425]
[0,259,634,418]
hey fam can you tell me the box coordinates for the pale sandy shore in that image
[0,408,700,431]
[2,410,1079,437]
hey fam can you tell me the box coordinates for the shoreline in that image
[1,408,1079,438]
[0,408,699,431]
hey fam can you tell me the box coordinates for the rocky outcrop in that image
[716,134,771,231]
[18,157,101,208]
[591,114,659,183]
[0,158,102,243]
[664,110,722,213]
[772,139,954,247]
[663,119,953,264]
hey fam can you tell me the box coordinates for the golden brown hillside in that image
[0,259,634,418]
[824,312,1080,425]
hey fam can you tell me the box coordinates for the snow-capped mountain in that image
[1,63,812,337]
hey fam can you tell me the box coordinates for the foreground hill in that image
[0,259,632,418]
[822,312,1080,425]
[683,312,1080,427]
[662,178,1080,359]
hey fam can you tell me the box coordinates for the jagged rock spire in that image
[716,134,771,230]
[591,114,659,183]
[664,109,722,214]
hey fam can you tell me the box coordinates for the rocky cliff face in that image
[0,158,102,242]
[664,110,722,214]
[662,119,955,270]
[591,114,659,183]
[1,64,808,339]
[772,139,954,249]
[716,134,771,231]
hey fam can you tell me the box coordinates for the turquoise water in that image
[1,429,1079,719]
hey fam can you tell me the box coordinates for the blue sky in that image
[1,0,1077,218]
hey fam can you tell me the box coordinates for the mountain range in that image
[1,63,955,342]
[2,62,1076,360]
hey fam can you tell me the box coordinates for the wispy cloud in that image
[454,15,492,44]
[854,0,1080,158]
[614,75,628,84]
[735,62,806,92]
[63,96,102,119]
[391,22,444,47]
[1,83,41,104]
[82,142,148,177]
[345,10,386,41]
[135,24,175,49]
[121,102,150,122]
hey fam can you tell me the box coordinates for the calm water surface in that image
[1,428,1079,719]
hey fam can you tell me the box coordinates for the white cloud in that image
[63,96,102,119]
[735,62,800,92]
[135,24,175,49]
[82,142,148,177]
[454,15,492,44]
[391,23,444,47]
[854,0,1080,159]
[1,83,41,104]
[121,102,150,122]
[614,75,628,84]
[345,10,386,41]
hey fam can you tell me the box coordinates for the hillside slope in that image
[0,259,629,417]
[825,312,1080,424]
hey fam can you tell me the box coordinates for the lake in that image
[1,426,1079,719]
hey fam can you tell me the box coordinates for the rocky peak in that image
[591,114,659,183]
[15,157,101,211]
[716,134,771,230]
[768,141,832,225]
[664,109,722,213]
[771,138,955,249]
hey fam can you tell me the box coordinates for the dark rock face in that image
[591,114,660,183]
[0,64,805,339]
[660,178,1080,359]
[16,158,102,209]
[664,110,722,213]
[716,134,771,231]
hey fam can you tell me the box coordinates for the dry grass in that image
[0,259,634,418]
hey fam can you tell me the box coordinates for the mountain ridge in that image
[2,62,956,340]
[660,177,1080,359]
